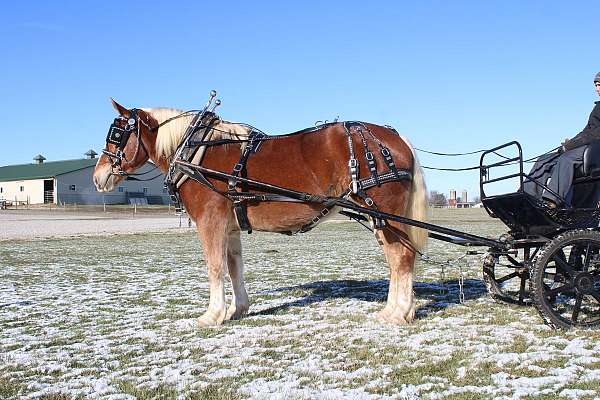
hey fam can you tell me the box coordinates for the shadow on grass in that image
[248,278,490,318]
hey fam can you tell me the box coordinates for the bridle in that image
[102,108,151,176]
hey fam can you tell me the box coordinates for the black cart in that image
[478,141,600,329]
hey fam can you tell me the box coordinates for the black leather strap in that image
[344,122,360,193]
[228,131,268,233]
[171,121,414,234]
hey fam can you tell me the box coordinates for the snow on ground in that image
[0,208,599,399]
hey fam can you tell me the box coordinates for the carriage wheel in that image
[530,230,600,329]
[483,252,531,305]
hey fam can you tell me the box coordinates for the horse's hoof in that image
[197,311,225,327]
[376,307,393,322]
[376,307,414,325]
[225,305,249,321]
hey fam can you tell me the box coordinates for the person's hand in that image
[560,138,571,152]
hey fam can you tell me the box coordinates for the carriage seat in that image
[574,140,600,182]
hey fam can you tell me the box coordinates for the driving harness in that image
[162,111,414,235]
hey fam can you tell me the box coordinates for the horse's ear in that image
[110,98,130,117]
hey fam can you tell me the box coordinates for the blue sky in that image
[0,1,598,197]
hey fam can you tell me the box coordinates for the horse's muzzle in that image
[93,165,115,192]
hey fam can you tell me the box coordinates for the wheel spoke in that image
[552,254,576,278]
[572,294,583,322]
[583,243,592,272]
[519,275,527,303]
[546,283,574,297]
[543,272,556,281]
[497,271,519,284]
[590,290,600,304]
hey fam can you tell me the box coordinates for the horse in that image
[93,99,428,327]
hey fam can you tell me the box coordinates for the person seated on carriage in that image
[524,72,600,208]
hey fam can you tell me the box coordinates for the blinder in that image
[106,110,138,150]
[106,124,130,148]
[102,109,143,174]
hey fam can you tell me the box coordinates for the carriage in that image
[477,141,600,329]
[95,91,600,330]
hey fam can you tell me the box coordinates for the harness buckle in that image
[349,158,358,169]
[365,197,374,207]
[233,163,244,173]
[381,148,390,157]
[366,152,374,161]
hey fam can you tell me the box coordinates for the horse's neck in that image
[143,131,170,172]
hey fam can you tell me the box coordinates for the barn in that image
[0,151,170,205]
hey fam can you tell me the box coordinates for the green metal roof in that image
[0,158,98,182]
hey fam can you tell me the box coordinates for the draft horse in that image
[94,99,428,327]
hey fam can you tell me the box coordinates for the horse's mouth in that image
[93,167,116,192]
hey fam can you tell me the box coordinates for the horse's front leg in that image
[196,220,229,327]
[225,231,249,320]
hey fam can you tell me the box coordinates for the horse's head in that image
[94,99,154,192]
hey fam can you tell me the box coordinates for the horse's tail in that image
[401,136,428,253]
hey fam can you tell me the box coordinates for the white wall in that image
[0,179,45,204]
[0,162,170,205]
[56,167,104,205]
[57,163,170,205]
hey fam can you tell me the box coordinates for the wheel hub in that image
[574,272,595,294]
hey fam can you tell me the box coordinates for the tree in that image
[429,190,447,207]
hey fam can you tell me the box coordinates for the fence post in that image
[15,196,17,210]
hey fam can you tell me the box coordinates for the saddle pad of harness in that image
[173,119,253,189]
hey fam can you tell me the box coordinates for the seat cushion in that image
[574,141,600,179]
[583,140,600,176]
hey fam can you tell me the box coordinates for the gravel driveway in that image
[0,209,194,240]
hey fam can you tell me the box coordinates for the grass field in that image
[1,208,599,399]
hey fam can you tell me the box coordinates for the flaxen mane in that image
[144,108,252,158]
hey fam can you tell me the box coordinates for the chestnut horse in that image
[94,100,428,326]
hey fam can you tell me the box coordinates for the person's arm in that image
[563,103,600,151]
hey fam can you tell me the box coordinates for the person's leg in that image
[543,147,585,206]
[523,152,559,198]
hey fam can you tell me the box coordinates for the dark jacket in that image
[564,101,600,150]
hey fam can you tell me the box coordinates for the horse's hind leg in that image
[225,231,249,320]
[375,228,416,324]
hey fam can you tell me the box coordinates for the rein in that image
[419,146,561,171]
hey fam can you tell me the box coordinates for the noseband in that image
[103,109,150,176]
